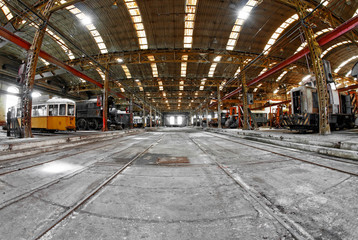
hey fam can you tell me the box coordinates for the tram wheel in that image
[77,118,88,130]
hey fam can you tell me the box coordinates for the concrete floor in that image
[0,127,357,239]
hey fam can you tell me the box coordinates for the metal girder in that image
[275,0,358,44]
[241,73,249,130]
[0,26,126,100]
[217,15,358,103]
[22,0,55,138]
[295,1,330,135]
[36,50,285,75]
[50,0,85,13]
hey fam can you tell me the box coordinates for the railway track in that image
[34,136,162,240]
[0,130,143,162]
[0,132,149,176]
[188,136,314,240]
[0,134,162,212]
[204,131,358,177]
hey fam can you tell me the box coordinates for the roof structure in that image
[0,0,357,112]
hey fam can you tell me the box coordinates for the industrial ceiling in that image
[0,0,357,112]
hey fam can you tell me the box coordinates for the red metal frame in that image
[212,15,358,106]
[0,26,125,99]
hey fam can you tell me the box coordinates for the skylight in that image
[148,55,158,77]
[184,0,198,48]
[136,79,144,91]
[226,0,260,51]
[263,14,298,55]
[179,80,184,91]
[65,4,108,54]
[124,0,148,49]
[181,55,188,78]
[334,56,358,73]
[321,41,353,58]
[158,80,164,91]
[295,28,333,53]
[208,56,221,77]
[0,0,13,20]
[219,79,227,91]
[275,71,288,82]
[121,65,132,78]
[199,78,206,91]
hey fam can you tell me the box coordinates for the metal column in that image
[102,65,109,131]
[206,104,209,128]
[296,2,330,135]
[242,73,249,130]
[217,85,222,128]
[22,0,55,138]
[129,95,133,129]
[150,106,152,128]
[142,101,146,128]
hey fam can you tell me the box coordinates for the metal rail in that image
[205,131,358,177]
[33,136,162,240]
[0,132,150,211]
[189,136,314,240]
[0,133,139,176]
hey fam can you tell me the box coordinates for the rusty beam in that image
[50,0,85,13]
[0,26,125,100]
[214,15,358,106]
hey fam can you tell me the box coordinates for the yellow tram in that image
[14,98,76,131]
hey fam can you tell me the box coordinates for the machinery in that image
[133,116,144,128]
[76,99,130,130]
[281,77,355,132]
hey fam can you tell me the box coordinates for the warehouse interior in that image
[0,0,358,239]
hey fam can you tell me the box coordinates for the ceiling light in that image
[117,58,123,63]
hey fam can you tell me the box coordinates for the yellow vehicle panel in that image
[47,116,76,131]
[32,117,48,129]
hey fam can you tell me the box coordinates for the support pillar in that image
[199,109,203,127]
[217,85,222,128]
[102,65,109,131]
[142,102,146,128]
[293,0,331,134]
[0,90,5,127]
[22,0,56,138]
[154,109,157,127]
[242,73,249,130]
[206,106,209,128]
[150,106,152,128]
[129,95,133,129]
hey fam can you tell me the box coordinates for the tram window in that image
[68,104,75,116]
[59,104,66,116]
[38,105,46,116]
[33,106,38,116]
[48,105,59,116]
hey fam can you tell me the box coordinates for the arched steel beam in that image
[210,15,358,107]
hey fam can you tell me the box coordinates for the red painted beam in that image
[211,15,358,107]
[0,26,126,99]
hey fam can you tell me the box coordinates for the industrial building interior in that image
[0,0,358,239]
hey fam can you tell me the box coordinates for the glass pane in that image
[59,104,66,116]
[68,104,75,116]
[38,105,46,116]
